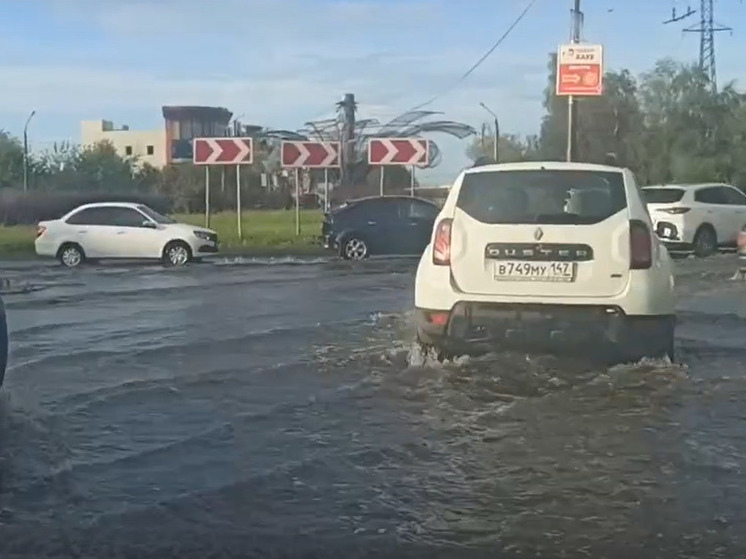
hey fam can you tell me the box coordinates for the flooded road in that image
[0,255,745,558]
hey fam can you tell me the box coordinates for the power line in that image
[407,0,540,112]
[301,0,539,130]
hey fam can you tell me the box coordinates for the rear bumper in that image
[660,240,693,252]
[654,222,692,251]
[415,302,674,357]
[652,217,694,245]
[34,239,57,257]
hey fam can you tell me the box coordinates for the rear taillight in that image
[427,312,449,326]
[658,207,690,214]
[629,219,652,270]
[36,225,46,238]
[432,218,452,265]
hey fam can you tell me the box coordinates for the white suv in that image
[413,162,676,364]
[642,183,746,256]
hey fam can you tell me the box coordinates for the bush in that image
[0,189,173,226]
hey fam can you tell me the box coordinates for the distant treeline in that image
[0,190,172,226]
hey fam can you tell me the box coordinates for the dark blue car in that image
[322,196,440,260]
[0,294,6,387]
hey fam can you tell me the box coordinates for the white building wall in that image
[81,120,167,168]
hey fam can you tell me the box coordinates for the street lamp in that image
[23,110,36,192]
[478,102,499,163]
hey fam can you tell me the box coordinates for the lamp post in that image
[479,102,499,163]
[23,110,36,192]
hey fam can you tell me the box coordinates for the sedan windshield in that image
[138,204,177,224]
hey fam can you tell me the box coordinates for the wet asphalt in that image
[0,254,744,558]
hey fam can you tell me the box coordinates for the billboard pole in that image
[567,0,582,162]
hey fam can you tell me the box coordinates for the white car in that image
[413,161,676,364]
[642,183,746,256]
[35,202,218,267]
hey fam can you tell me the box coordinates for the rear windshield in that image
[641,188,685,204]
[456,169,627,225]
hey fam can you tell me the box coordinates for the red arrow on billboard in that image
[281,141,341,168]
[193,138,253,165]
[368,138,429,166]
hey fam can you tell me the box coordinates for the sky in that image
[1,0,745,185]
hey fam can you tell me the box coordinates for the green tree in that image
[465,127,539,163]
[0,131,25,188]
[535,54,746,189]
[74,141,138,191]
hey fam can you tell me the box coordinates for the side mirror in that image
[142,220,157,228]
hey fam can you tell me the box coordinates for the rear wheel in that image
[416,329,456,363]
[57,243,85,268]
[693,226,717,257]
[162,241,192,266]
[341,237,368,260]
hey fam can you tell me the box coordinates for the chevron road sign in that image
[193,137,253,165]
[368,138,429,166]
[281,141,341,168]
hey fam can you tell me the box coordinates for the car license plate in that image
[494,261,576,282]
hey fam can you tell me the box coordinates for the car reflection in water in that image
[322,195,440,260]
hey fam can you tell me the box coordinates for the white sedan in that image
[35,202,218,267]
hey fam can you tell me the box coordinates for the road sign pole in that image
[379,167,385,197]
[410,166,415,197]
[566,96,575,162]
[567,0,582,162]
[294,168,301,236]
[205,166,211,228]
[324,168,329,212]
[236,165,242,240]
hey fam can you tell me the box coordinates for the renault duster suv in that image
[413,162,676,364]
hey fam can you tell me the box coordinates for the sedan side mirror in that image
[142,220,157,228]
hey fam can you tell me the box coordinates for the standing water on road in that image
[0,256,744,558]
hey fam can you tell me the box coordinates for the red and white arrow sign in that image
[193,137,253,165]
[368,138,429,166]
[281,141,340,168]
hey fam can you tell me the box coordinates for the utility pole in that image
[23,110,36,192]
[685,0,732,90]
[479,102,500,163]
[567,0,582,162]
[665,1,732,91]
